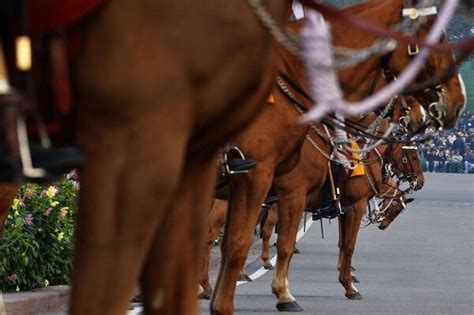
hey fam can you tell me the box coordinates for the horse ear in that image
[405,198,415,204]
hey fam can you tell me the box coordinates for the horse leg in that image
[211,164,274,315]
[0,184,18,236]
[262,204,278,270]
[337,211,359,283]
[70,111,188,315]
[199,199,228,300]
[271,187,307,312]
[141,157,217,315]
[339,199,366,300]
[238,267,252,282]
[337,214,347,271]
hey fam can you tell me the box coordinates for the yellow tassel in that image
[16,35,32,71]
[267,94,275,104]
[350,141,365,177]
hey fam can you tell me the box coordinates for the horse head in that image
[384,0,466,129]
[387,143,424,190]
[394,95,428,134]
[378,196,415,230]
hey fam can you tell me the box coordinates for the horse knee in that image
[276,244,293,261]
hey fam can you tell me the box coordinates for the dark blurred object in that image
[459,0,474,19]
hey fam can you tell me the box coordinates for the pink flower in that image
[69,170,80,182]
[23,188,34,199]
[59,207,69,218]
[44,208,52,216]
[8,274,17,283]
[24,214,33,225]
[40,190,47,198]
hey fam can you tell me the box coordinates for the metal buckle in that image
[399,116,410,130]
[407,43,420,56]
[402,6,437,20]
[402,7,420,20]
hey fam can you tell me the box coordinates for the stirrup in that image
[311,201,351,221]
[0,99,84,182]
[18,117,84,182]
[221,146,256,175]
[262,195,278,208]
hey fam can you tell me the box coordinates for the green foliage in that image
[213,226,260,246]
[214,228,225,245]
[0,177,79,292]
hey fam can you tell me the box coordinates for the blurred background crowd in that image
[419,110,474,174]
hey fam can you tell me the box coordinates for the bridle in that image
[363,179,409,227]
[380,54,449,130]
[384,143,420,190]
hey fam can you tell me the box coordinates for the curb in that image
[3,285,69,315]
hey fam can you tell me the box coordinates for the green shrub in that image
[0,176,78,292]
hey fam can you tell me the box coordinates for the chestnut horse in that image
[2,1,294,314]
[335,127,424,300]
[212,1,465,313]
[68,2,295,314]
[199,199,274,300]
[269,112,423,309]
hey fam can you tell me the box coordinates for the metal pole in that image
[320,219,324,239]
[303,212,307,232]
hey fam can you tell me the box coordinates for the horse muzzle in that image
[378,218,391,230]
[415,177,424,190]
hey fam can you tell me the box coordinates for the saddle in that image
[0,0,103,182]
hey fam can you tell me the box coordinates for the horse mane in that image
[287,0,397,31]
[341,0,384,14]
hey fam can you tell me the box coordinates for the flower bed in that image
[0,176,78,292]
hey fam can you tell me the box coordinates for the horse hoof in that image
[198,291,212,300]
[264,263,274,270]
[131,294,143,303]
[237,274,253,282]
[345,292,363,300]
[276,301,304,312]
[293,247,301,254]
[351,266,356,271]
[352,275,360,283]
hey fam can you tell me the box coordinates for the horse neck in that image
[361,115,391,193]
[331,0,404,100]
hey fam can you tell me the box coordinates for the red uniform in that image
[30,0,103,32]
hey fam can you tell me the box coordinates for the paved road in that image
[200,173,474,314]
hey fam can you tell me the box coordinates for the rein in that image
[277,71,427,145]
[276,73,401,169]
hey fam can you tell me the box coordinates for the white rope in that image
[342,123,395,154]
